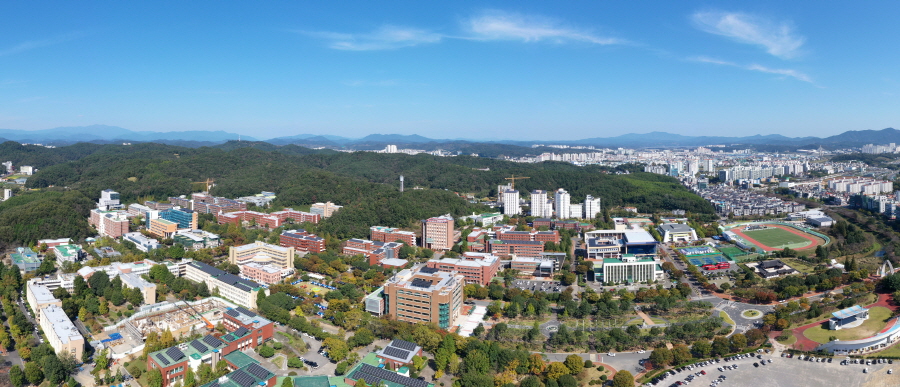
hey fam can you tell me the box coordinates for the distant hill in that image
[3,124,899,150]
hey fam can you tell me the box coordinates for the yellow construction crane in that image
[504,174,530,190]
[193,178,215,192]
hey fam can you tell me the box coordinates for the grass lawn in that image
[866,342,900,358]
[720,311,735,326]
[741,310,761,318]
[271,355,285,368]
[743,228,811,249]
[580,365,612,385]
[780,258,817,274]
[776,331,797,346]
[802,306,893,344]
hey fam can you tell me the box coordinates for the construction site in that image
[101,297,236,359]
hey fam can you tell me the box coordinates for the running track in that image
[731,224,822,252]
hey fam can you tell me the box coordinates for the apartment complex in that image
[381,266,464,329]
[228,241,295,270]
[554,189,571,219]
[185,261,265,309]
[279,229,326,253]
[421,214,454,251]
[425,253,500,286]
[584,195,601,219]
[370,226,416,246]
[530,190,553,218]
[502,190,520,215]
[89,209,129,238]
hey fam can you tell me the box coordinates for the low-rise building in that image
[37,238,73,251]
[119,272,158,304]
[148,218,179,239]
[239,262,285,285]
[597,255,663,284]
[26,281,62,320]
[229,241,295,270]
[222,306,274,348]
[39,305,84,360]
[488,239,544,258]
[11,247,40,272]
[342,239,404,267]
[425,253,500,286]
[185,261,264,309]
[370,226,417,246]
[375,339,424,369]
[173,229,221,250]
[380,266,464,330]
[310,201,342,218]
[53,244,85,267]
[657,223,698,243]
[278,230,325,253]
[124,232,162,252]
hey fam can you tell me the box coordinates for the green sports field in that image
[743,227,810,248]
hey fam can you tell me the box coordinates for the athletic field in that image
[737,225,817,251]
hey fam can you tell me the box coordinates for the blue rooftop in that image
[832,305,867,320]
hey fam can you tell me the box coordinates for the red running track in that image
[731,224,821,252]
[790,293,896,351]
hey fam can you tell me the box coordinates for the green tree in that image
[612,370,634,387]
[147,368,163,387]
[464,351,490,374]
[24,362,43,386]
[281,377,293,387]
[563,355,583,375]
[649,347,673,368]
[43,353,66,385]
[258,345,275,358]
[184,364,196,387]
[9,365,24,387]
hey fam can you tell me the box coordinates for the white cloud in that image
[301,26,442,51]
[692,11,805,59]
[464,11,623,44]
[691,56,813,83]
[0,32,85,56]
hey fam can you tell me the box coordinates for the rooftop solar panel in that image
[225,309,240,317]
[419,267,438,274]
[247,364,269,379]
[352,364,428,387]
[234,327,249,337]
[191,340,208,353]
[203,335,223,347]
[166,347,185,361]
[236,307,257,317]
[383,347,410,360]
[156,353,170,366]
[391,339,418,351]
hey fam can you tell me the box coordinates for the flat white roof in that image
[41,304,83,345]
[28,282,59,304]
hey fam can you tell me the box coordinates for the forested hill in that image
[16,143,713,242]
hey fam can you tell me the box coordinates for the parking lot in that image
[649,350,900,387]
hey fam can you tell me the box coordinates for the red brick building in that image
[425,253,501,286]
[488,239,544,258]
[370,226,416,246]
[279,229,326,253]
[222,306,274,348]
[217,209,320,229]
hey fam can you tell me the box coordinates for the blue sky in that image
[2,1,899,140]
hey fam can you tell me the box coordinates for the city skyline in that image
[3,2,900,140]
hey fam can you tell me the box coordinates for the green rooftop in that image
[55,244,82,258]
[293,376,330,387]
[223,351,258,369]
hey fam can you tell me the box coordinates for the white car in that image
[608,352,616,357]
[638,350,646,354]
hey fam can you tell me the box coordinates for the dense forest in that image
[14,141,713,241]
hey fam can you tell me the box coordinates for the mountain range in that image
[3,125,900,150]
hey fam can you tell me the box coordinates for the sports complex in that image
[721,222,830,253]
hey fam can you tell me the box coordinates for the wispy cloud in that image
[300,26,442,51]
[464,11,624,45]
[0,32,85,57]
[692,11,805,59]
[692,56,813,83]
[300,11,623,50]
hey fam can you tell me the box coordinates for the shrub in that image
[584,360,593,368]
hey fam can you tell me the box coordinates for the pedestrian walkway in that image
[457,305,486,337]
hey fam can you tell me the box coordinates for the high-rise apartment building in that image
[382,266,464,329]
[554,189,570,219]
[584,195,601,219]
[502,190,520,215]
[421,214,454,250]
[530,190,552,218]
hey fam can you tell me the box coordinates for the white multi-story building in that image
[502,190,520,215]
[584,195,601,219]
[530,190,552,217]
[98,189,123,211]
[554,189,570,219]
[39,305,84,360]
[569,203,583,219]
[496,184,512,204]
